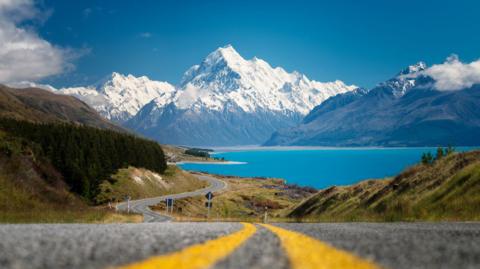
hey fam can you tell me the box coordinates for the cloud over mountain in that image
[0,0,70,83]
[421,55,480,91]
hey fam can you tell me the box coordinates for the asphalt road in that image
[1,222,479,269]
[116,174,226,222]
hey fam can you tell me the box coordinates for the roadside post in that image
[205,192,214,219]
[126,196,131,214]
[264,206,268,223]
[165,198,168,215]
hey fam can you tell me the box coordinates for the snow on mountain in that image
[171,45,356,114]
[264,61,480,147]
[379,61,427,97]
[126,45,357,146]
[58,72,175,123]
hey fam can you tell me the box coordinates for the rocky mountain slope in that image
[265,62,480,146]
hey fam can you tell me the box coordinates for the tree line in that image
[0,118,167,201]
[421,146,455,165]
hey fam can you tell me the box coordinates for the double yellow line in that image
[116,223,381,269]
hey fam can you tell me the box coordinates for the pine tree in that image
[421,152,434,165]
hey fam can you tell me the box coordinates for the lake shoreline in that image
[208,145,476,154]
[178,147,478,189]
[171,160,247,165]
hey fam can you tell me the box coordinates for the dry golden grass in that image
[151,175,316,221]
[289,150,480,222]
[96,165,208,203]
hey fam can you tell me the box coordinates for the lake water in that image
[179,147,477,189]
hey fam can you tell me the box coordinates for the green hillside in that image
[0,118,167,201]
[0,131,142,223]
[289,150,480,221]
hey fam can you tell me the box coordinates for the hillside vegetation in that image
[0,118,166,201]
[289,150,480,221]
[96,166,207,203]
[0,132,141,223]
[162,145,220,163]
[152,174,316,221]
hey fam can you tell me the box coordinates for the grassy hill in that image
[0,126,206,223]
[0,132,142,223]
[0,86,212,223]
[0,85,123,132]
[95,166,207,203]
[151,174,317,221]
[0,118,167,201]
[288,150,480,221]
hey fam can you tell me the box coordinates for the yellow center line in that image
[260,224,382,269]
[115,222,257,269]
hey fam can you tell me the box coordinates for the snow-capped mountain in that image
[58,72,175,123]
[173,45,356,114]
[126,45,357,146]
[264,62,480,147]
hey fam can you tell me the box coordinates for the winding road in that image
[115,174,226,222]
[2,174,480,268]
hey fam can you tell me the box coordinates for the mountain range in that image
[57,45,356,146]
[264,62,480,146]
[6,45,479,147]
[57,73,175,123]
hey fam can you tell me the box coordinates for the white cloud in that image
[0,0,71,83]
[6,80,57,91]
[422,54,480,91]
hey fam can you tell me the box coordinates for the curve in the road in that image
[116,174,226,222]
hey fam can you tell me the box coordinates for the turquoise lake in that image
[179,147,477,189]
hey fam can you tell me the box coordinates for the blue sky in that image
[12,0,480,88]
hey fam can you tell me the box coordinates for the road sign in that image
[205,192,214,200]
[165,198,174,214]
[205,201,212,208]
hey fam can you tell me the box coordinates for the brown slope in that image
[0,85,124,132]
[288,150,480,221]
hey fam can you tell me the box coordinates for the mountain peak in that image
[377,61,428,97]
[398,61,427,76]
[204,45,245,67]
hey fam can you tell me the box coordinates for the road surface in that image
[1,222,479,269]
[116,174,226,222]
